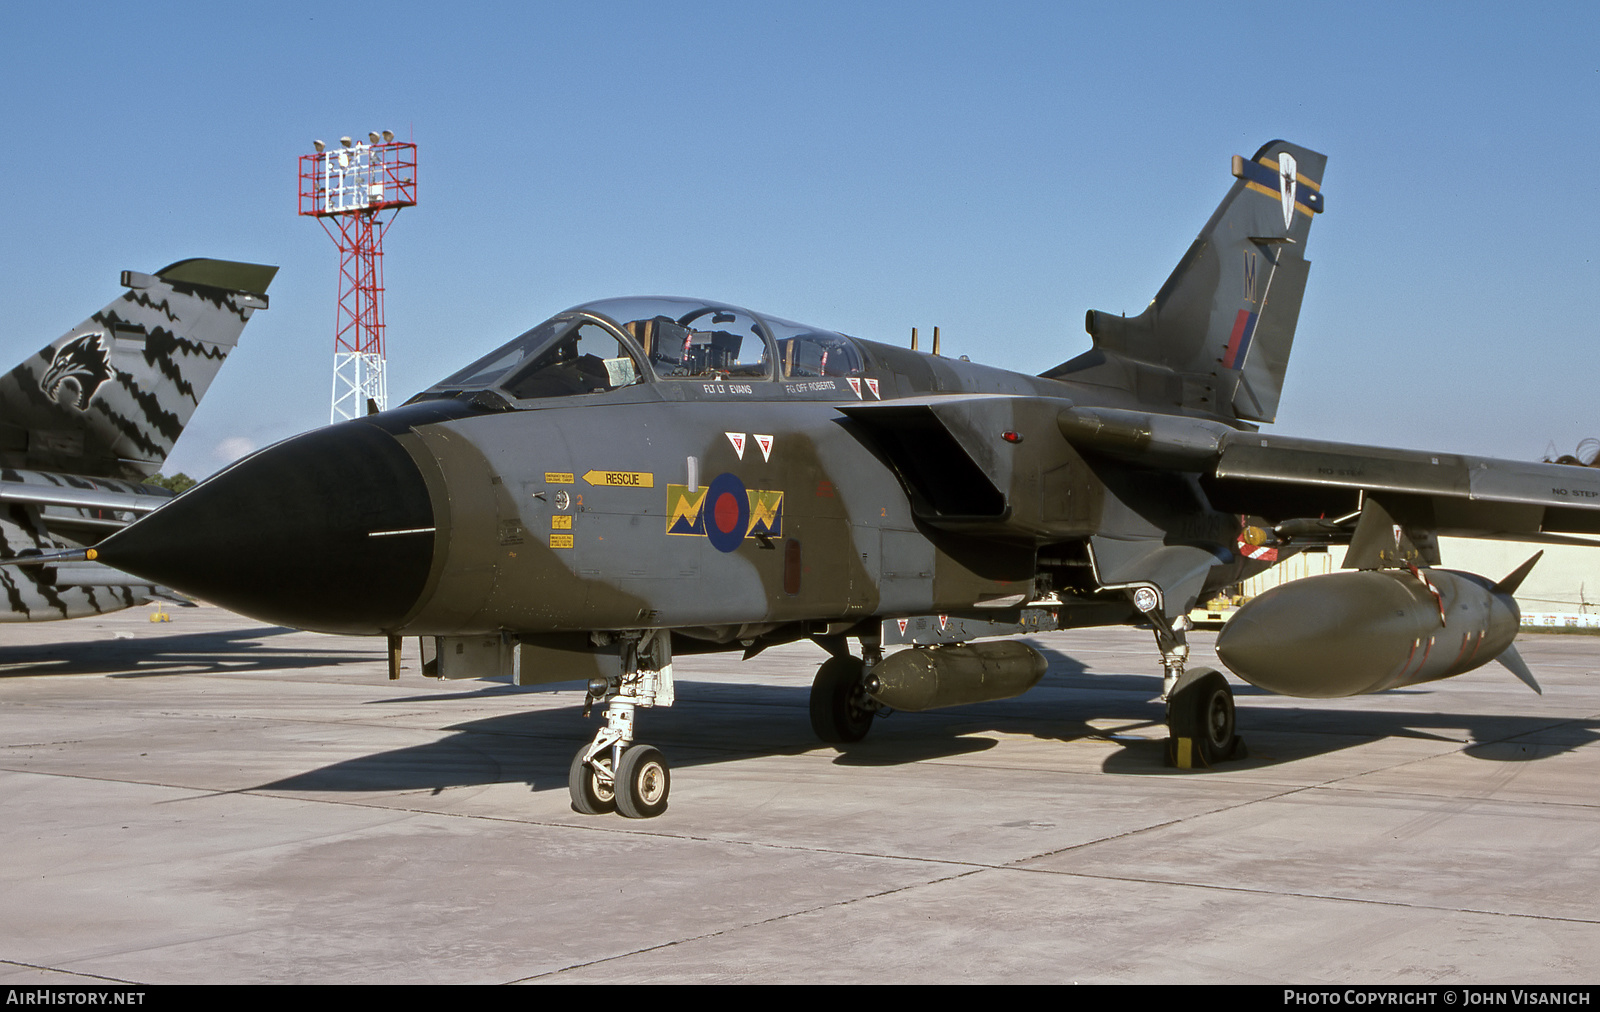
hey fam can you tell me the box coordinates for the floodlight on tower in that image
[298,130,418,422]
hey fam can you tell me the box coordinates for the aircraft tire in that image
[615,744,670,819]
[810,655,874,743]
[1166,669,1239,767]
[569,747,616,815]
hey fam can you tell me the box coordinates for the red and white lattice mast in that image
[298,131,417,422]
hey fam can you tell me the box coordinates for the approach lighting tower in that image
[298,132,417,422]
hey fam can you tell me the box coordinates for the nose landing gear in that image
[568,630,675,818]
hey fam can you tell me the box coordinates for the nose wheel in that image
[569,631,673,818]
[569,736,673,819]
[615,744,670,819]
[569,747,617,814]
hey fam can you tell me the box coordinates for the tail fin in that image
[1046,140,1326,424]
[0,258,276,481]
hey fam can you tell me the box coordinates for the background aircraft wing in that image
[0,481,171,515]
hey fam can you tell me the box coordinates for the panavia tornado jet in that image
[0,259,275,620]
[39,141,1600,818]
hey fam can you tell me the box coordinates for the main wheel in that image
[569,747,616,815]
[809,655,874,743]
[615,744,670,819]
[1167,669,1239,767]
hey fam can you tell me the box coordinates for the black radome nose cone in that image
[97,420,436,634]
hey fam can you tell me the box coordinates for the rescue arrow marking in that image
[582,470,654,488]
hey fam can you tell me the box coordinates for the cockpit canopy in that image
[421,297,864,402]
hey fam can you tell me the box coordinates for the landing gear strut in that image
[1128,586,1245,768]
[568,630,674,818]
[808,630,883,744]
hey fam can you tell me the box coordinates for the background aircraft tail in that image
[0,259,277,481]
[1045,140,1326,425]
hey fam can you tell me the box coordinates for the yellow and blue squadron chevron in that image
[665,482,783,540]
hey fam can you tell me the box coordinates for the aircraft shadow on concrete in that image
[253,647,1599,798]
[0,626,366,678]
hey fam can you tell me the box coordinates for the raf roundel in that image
[704,472,750,553]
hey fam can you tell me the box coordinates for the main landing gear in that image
[1129,586,1245,768]
[568,630,674,818]
[1165,667,1244,767]
[808,631,884,744]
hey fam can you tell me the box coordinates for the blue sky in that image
[2,1,1596,477]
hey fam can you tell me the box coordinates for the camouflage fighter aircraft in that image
[32,142,1600,818]
[0,259,275,620]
